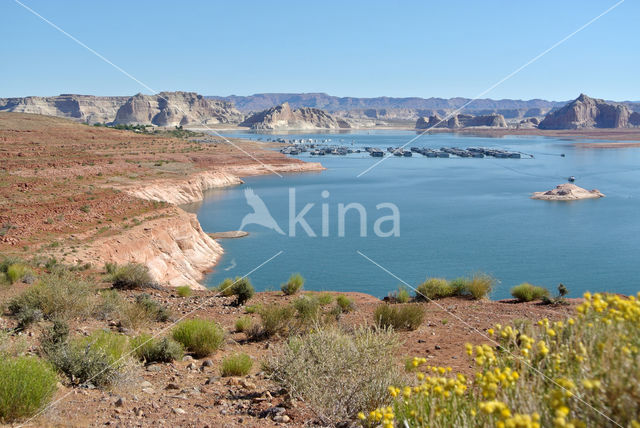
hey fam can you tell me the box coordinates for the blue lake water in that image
[183,130,640,299]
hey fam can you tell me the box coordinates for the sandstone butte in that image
[531,183,605,201]
[0,112,323,289]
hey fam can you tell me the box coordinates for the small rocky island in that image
[531,183,605,201]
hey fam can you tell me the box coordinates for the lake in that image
[183,130,640,299]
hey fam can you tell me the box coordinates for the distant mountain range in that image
[2,92,640,130]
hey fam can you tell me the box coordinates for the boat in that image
[568,176,576,182]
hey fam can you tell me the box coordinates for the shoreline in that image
[189,124,640,144]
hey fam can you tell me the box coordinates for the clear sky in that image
[0,0,637,101]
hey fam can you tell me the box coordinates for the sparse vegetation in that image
[336,295,355,313]
[110,263,153,289]
[130,334,183,363]
[220,353,253,377]
[46,330,132,387]
[0,357,57,422]
[172,319,224,358]
[374,304,425,331]
[230,277,255,306]
[176,285,192,297]
[391,286,411,303]
[362,291,640,428]
[234,316,253,333]
[511,283,550,302]
[8,273,95,326]
[465,273,495,300]
[248,304,296,340]
[281,273,305,295]
[416,277,456,300]
[6,263,29,284]
[265,326,403,425]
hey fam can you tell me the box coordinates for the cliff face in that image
[113,92,243,126]
[239,102,351,130]
[415,113,507,129]
[0,94,128,124]
[74,208,222,289]
[539,94,636,130]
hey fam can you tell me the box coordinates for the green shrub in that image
[245,304,261,314]
[176,285,192,297]
[104,262,117,275]
[46,330,131,387]
[293,296,321,323]
[8,273,95,323]
[416,277,456,300]
[220,353,253,377]
[511,283,550,302]
[230,277,254,306]
[465,273,495,299]
[449,277,470,295]
[249,304,296,340]
[6,264,28,284]
[374,304,425,331]
[234,316,253,333]
[215,278,236,296]
[391,286,411,303]
[541,283,570,306]
[172,319,224,358]
[336,295,355,313]
[0,357,57,422]
[281,273,304,295]
[317,293,333,306]
[265,326,402,425]
[111,263,153,289]
[130,334,183,363]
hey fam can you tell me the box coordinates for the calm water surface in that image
[183,131,640,299]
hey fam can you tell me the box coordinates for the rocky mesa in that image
[0,94,129,124]
[415,113,507,129]
[113,91,243,127]
[239,102,351,130]
[539,94,640,130]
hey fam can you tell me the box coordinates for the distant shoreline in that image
[188,125,640,144]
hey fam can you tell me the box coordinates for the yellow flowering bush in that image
[362,292,640,427]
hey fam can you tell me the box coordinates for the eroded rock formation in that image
[415,113,507,129]
[239,103,351,130]
[539,94,636,130]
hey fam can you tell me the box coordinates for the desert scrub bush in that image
[415,277,456,300]
[542,283,570,305]
[234,316,253,333]
[293,295,321,323]
[104,262,117,275]
[248,304,296,340]
[110,263,153,289]
[336,295,355,313]
[390,285,411,303]
[46,330,132,387]
[266,326,403,425]
[511,283,550,302]
[8,272,95,324]
[220,353,253,377]
[130,334,183,363]
[133,293,171,322]
[316,292,333,306]
[449,277,471,295]
[0,356,57,422]
[361,291,640,428]
[215,278,236,296]
[465,273,495,299]
[231,277,255,306]
[374,304,425,331]
[6,263,29,284]
[176,285,192,297]
[172,319,224,358]
[281,273,304,295]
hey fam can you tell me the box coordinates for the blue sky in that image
[0,0,637,101]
